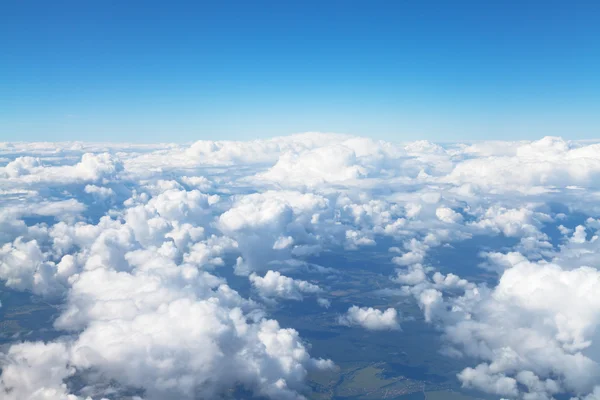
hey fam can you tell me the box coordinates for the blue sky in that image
[1,0,599,142]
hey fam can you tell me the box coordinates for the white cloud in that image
[403,257,600,398]
[4,134,600,399]
[0,238,67,297]
[457,364,518,397]
[217,190,330,274]
[317,298,331,308]
[338,306,400,330]
[436,207,463,223]
[249,270,322,300]
[445,137,600,194]
[258,145,368,186]
[0,153,123,184]
[0,341,78,400]
[84,184,115,199]
[180,175,212,191]
[273,235,294,250]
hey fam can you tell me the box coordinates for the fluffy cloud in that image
[217,190,331,274]
[249,270,323,300]
[446,137,600,194]
[0,221,334,400]
[400,250,600,399]
[3,134,600,399]
[436,207,463,224]
[258,145,368,186]
[0,341,80,400]
[338,306,400,330]
[84,184,115,199]
[0,153,122,184]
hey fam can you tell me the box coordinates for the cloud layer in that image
[2,134,600,399]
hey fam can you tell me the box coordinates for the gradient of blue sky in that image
[1,0,599,142]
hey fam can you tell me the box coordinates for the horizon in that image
[2,131,600,146]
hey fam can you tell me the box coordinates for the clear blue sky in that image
[1,0,599,142]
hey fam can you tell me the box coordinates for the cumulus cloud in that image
[400,253,600,399]
[0,341,79,400]
[217,190,331,274]
[0,153,122,184]
[338,306,401,330]
[446,137,600,194]
[0,225,334,400]
[258,145,368,186]
[84,184,115,199]
[436,207,463,224]
[249,270,323,300]
[3,134,600,399]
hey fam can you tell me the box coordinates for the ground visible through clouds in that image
[2,134,600,400]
